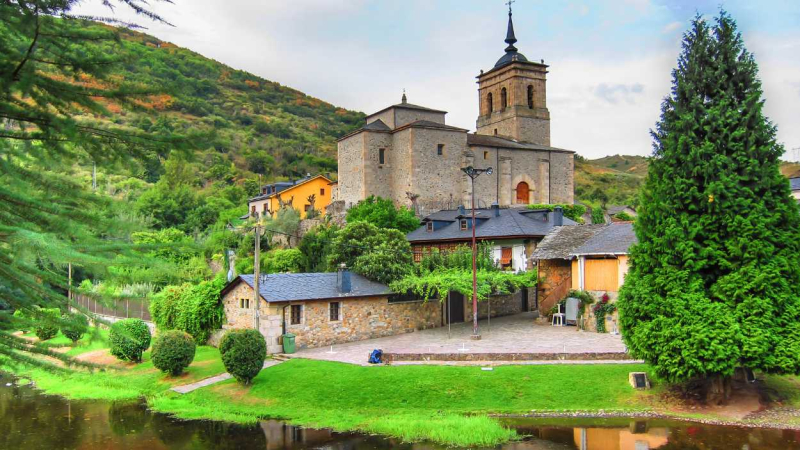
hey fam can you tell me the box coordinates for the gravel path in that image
[171,360,282,394]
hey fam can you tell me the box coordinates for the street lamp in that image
[461,165,493,340]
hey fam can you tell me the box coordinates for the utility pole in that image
[253,223,261,331]
[92,161,97,191]
[461,165,493,340]
[68,262,72,308]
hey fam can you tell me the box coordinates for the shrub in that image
[34,308,60,341]
[527,203,586,224]
[219,329,266,384]
[346,195,420,233]
[149,276,225,344]
[262,248,303,273]
[61,313,89,343]
[151,330,196,375]
[13,309,30,333]
[109,318,152,362]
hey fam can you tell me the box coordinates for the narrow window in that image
[494,129,498,135]
[483,151,489,160]
[487,92,493,113]
[379,148,385,165]
[437,144,444,156]
[304,204,311,212]
[251,205,256,215]
[320,188,325,196]
[263,204,268,212]
[501,87,508,109]
[500,247,513,270]
[460,219,468,230]
[290,305,302,325]
[527,85,534,109]
[329,302,340,321]
[426,222,433,232]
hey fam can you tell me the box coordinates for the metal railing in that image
[73,294,151,322]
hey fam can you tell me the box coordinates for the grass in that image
[20,328,110,357]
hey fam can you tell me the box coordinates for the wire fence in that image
[73,294,151,322]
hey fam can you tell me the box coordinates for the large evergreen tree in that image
[618,12,800,402]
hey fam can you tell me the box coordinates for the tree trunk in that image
[705,374,732,405]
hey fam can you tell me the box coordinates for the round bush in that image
[151,330,196,376]
[61,313,89,343]
[219,329,266,384]
[109,318,152,362]
[34,308,61,341]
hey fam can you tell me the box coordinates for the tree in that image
[0,1,175,366]
[345,196,420,233]
[328,222,412,284]
[297,223,340,272]
[617,12,800,404]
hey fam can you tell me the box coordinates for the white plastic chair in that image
[551,303,565,326]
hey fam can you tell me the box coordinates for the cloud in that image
[662,21,683,33]
[594,83,646,104]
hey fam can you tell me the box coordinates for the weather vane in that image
[506,0,515,13]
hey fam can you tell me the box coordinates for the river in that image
[2,373,799,449]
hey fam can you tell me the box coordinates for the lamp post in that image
[461,165,493,340]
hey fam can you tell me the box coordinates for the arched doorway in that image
[516,181,529,204]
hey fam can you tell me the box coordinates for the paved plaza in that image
[292,312,631,366]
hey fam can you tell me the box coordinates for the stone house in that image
[790,177,800,203]
[247,174,332,220]
[219,268,441,354]
[406,204,576,272]
[531,222,637,318]
[336,9,574,216]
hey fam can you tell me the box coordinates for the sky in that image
[75,0,800,160]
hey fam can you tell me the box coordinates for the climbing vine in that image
[592,293,616,333]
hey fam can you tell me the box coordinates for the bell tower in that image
[476,5,550,146]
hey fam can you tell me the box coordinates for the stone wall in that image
[465,290,526,321]
[394,108,446,128]
[537,259,572,313]
[336,133,367,208]
[579,290,620,334]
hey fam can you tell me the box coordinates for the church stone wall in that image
[388,128,414,205]
[337,133,366,208]
[549,152,574,204]
[394,109,446,128]
[363,132,393,200]
[366,109,395,129]
[408,128,470,214]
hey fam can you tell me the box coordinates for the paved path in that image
[293,312,628,366]
[171,360,282,394]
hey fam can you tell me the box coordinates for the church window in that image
[516,181,530,204]
[527,85,534,109]
[494,129,498,135]
[501,87,508,109]
[483,151,489,160]
[487,93,493,113]
[379,148,385,165]
[437,144,444,156]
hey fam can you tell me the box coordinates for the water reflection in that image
[1,372,799,450]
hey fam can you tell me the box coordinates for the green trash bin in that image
[282,333,296,354]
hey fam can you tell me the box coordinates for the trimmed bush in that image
[151,330,196,376]
[34,308,60,341]
[219,329,266,384]
[13,309,30,333]
[61,313,89,343]
[109,318,152,362]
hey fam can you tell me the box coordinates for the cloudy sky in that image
[76,0,800,160]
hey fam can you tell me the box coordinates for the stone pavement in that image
[171,359,282,394]
[292,312,629,366]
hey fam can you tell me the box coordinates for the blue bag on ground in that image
[368,349,383,364]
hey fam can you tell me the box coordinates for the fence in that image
[73,294,151,322]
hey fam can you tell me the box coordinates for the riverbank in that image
[2,341,800,447]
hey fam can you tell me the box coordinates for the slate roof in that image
[529,224,607,260]
[606,205,636,216]
[466,134,573,153]
[362,119,392,131]
[395,120,467,133]
[224,273,392,303]
[790,177,800,191]
[571,222,637,256]
[406,207,578,243]
[367,102,448,117]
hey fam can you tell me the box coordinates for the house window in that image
[329,302,341,321]
[487,92,493,113]
[500,87,507,109]
[251,205,256,215]
[426,222,433,232]
[527,85,534,109]
[263,204,268,213]
[500,247,513,270]
[239,298,250,309]
[460,219,468,230]
[483,151,489,160]
[320,188,325,196]
[437,144,444,156]
[290,305,302,325]
[379,148,385,165]
[304,204,311,212]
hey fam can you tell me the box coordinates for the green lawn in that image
[21,328,110,356]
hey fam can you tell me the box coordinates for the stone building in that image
[336,8,574,216]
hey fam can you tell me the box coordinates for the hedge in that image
[151,330,196,375]
[34,308,61,341]
[149,275,225,344]
[61,313,89,343]
[109,318,151,362]
[219,329,266,384]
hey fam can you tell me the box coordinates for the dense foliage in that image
[60,313,89,343]
[346,196,421,233]
[590,207,606,225]
[262,249,303,273]
[219,329,266,384]
[151,330,196,375]
[34,308,61,341]
[149,275,225,343]
[297,223,341,272]
[328,222,413,284]
[109,318,152,362]
[527,204,586,224]
[617,12,800,396]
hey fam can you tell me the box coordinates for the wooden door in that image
[446,291,465,324]
[516,182,529,204]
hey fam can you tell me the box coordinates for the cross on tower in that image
[505,0,515,13]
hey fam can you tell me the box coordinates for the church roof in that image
[362,119,391,131]
[394,120,467,133]
[494,7,528,69]
[466,133,573,153]
[367,102,447,119]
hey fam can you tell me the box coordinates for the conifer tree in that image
[0,1,176,366]
[618,11,800,403]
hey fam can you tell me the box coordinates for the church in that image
[335,8,574,215]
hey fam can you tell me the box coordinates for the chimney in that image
[491,202,500,217]
[553,206,564,226]
[337,263,351,293]
[458,205,466,216]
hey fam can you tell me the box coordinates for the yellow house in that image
[248,174,333,219]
